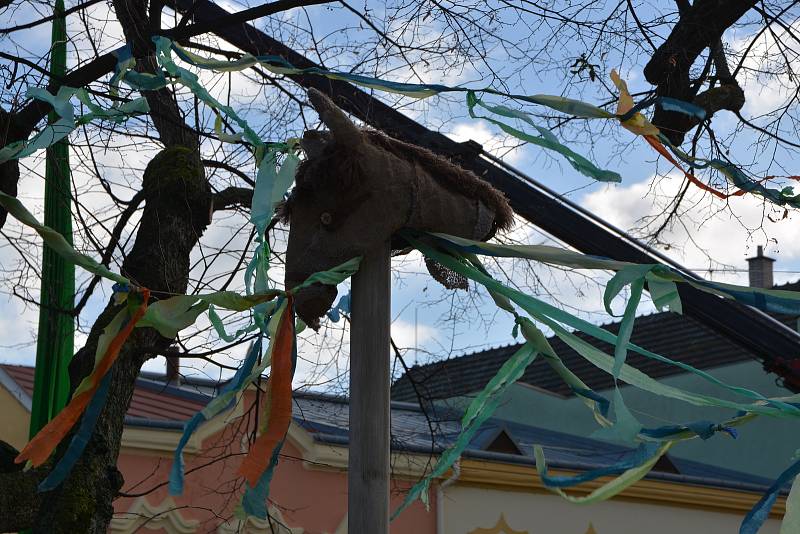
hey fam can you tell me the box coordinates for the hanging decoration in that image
[1,34,799,534]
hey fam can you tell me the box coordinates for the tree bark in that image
[0,109,21,229]
[2,146,211,533]
[643,0,757,144]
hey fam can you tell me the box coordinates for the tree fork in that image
[22,147,212,533]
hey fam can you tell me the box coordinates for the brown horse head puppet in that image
[281,88,513,328]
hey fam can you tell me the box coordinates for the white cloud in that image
[390,318,437,351]
[0,296,38,365]
[582,173,800,284]
[729,19,800,117]
[448,120,524,165]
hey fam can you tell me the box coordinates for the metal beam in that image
[173,0,800,373]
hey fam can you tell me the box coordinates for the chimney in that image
[747,245,775,289]
[165,352,181,385]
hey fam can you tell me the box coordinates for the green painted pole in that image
[29,0,74,439]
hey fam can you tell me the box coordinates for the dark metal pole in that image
[173,0,800,374]
[349,241,391,532]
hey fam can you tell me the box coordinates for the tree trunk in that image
[0,109,21,229]
[21,146,211,533]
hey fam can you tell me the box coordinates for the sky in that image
[1,1,799,391]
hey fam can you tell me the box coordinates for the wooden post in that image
[349,241,391,533]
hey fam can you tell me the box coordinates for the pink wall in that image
[115,394,436,533]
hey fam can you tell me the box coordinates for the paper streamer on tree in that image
[535,441,662,488]
[37,372,113,491]
[169,335,264,495]
[15,287,150,467]
[3,36,796,214]
[0,190,129,284]
[741,456,800,533]
[424,232,800,316]
[3,36,800,523]
[0,87,148,165]
[412,231,800,411]
[238,296,296,486]
[466,92,622,183]
[393,340,540,518]
[534,441,673,503]
[397,231,800,520]
[163,39,800,207]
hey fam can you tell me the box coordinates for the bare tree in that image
[0,0,798,531]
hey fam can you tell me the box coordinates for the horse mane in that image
[363,129,513,232]
[279,128,514,234]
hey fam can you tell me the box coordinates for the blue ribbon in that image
[169,337,262,495]
[242,441,283,518]
[572,387,611,418]
[640,420,737,440]
[326,291,351,323]
[38,372,113,491]
[538,442,661,488]
[740,456,800,533]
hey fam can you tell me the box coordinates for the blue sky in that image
[1,1,799,390]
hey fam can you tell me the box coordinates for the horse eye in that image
[320,212,333,226]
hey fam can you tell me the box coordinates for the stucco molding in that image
[109,496,199,533]
[468,513,528,534]
[300,438,435,478]
[217,507,304,533]
[457,458,786,517]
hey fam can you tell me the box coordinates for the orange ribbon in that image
[238,296,295,486]
[16,288,150,467]
[644,136,800,201]
[643,135,732,199]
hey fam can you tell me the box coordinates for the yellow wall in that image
[442,484,782,534]
[0,385,31,450]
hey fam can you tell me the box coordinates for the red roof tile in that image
[0,364,206,422]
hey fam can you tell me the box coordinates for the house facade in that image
[0,363,786,533]
[393,254,800,481]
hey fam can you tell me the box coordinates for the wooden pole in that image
[349,241,391,533]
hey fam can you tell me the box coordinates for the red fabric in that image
[238,297,295,486]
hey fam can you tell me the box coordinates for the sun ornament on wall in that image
[468,513,528,534]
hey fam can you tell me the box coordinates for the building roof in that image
[0,364,777,494]
[0,364,209,422]
[291,392,778,493]
[391,280,800,402]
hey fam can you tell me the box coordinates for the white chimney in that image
[747,245,775,289]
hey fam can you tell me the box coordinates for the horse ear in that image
[300,130,331,159]
[308,88,363,147]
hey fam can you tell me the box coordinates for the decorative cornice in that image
[294,428,433,478]
[217,507,304,533]
[456,458,786,517]
[468,513,528,534]
[109,497,199,533]
[121,395,245,455]
[114,395,783,521]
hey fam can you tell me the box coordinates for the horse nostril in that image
[320,212,332,226]
[294,283,338,328]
